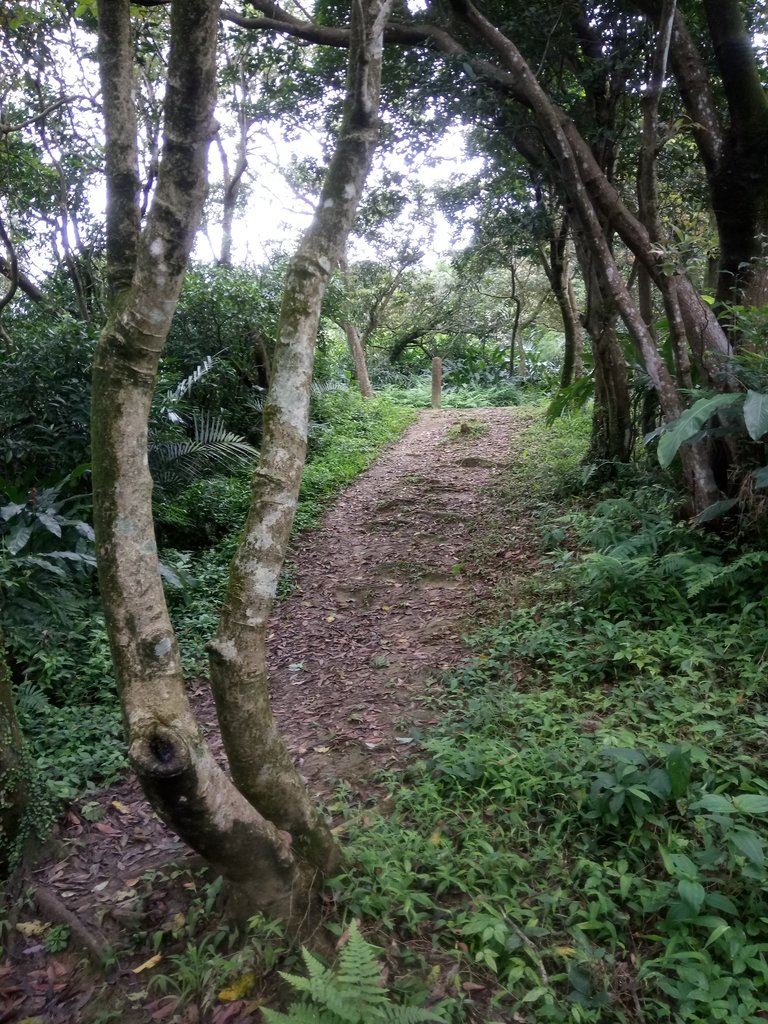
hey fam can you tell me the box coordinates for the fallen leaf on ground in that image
[16,921,49,937]
[218,973,254,1002]
[133,953,162,974]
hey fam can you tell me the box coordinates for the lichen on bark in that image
[91,0,393,926]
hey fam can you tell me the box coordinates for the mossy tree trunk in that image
[0,636,29,875]
[91,0,392,929]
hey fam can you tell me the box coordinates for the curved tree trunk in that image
[544,217,583,390]
[92,0,392,929]
[344,322,375,398]
[452,0,721,514]
[574,233,632,464]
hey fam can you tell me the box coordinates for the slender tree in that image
[91,0,392,927]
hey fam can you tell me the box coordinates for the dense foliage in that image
[2,384,413,822]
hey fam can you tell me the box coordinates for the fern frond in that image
[301,946,331,982]
[381,1005,443,1023]
[311,379,347,398]
[335,922,386,996]
[169,356,217,401]
[262,1003,337,1023]
[149,412,257,492]
[264,920,441,1024]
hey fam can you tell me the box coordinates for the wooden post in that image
[431,357,442,409]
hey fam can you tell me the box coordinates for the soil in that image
[1,405,539,1023]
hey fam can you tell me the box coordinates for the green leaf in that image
[600,747,648,766]
[657,394,741,469]
[704,923,731,948]
[704,892,738,915]
[7,524,32,555]
[627,786,652,802]
[1,502,25,521]
[743,390,768,440]
[522,986,548,1003]
[666,748,692,798]
[728,827,764,866]
[37,512,62,538]
[691,794,734,815]
[752,465,768,489]
[732,795,768,815]
[678,879,705,914]
[692,498,739,525]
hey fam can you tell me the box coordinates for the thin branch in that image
[97,0,141,296]
[0,97,75,134]
[0,216,18,315]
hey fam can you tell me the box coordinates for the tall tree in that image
[91,0,392,927]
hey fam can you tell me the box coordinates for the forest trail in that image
[8,405,539,1021]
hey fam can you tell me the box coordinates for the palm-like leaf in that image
[149,411,258,492]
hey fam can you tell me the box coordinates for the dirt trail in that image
[3,405,535,1022]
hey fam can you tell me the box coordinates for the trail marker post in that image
[431,357,442,409]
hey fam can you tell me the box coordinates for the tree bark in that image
[632,0,768,310]
[91,0,394,929]
[572,230,632,464]
[344,322,375,397]
[206,0,394,881]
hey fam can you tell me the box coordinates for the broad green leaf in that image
[669,853,698,878]
[657,394,741,469]
[691,794,734,814]
[704,923,731,948]
[752,465,768,489]
[743,390,768,440]
[7,524,32,555]
[678,879,705,914]
[627,786,652,802]
[521,986,548,1003]
[666,748,692,798]
[692,498,739,525]
[728,827,764,866]
[37,512,62,538]
[1,502,25,521]
[704,891,738,915]
[159,562,183,588]
[75,521,95,541]
[600,747,648,766]
[732,794,768,815]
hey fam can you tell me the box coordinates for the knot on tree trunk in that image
[129,724,189,778]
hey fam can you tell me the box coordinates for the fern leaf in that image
[381,1005,444,1023]
[169,356,217,401]
[301,946,332,983]
[262,1003,337,1023]
[335,922,387,1005]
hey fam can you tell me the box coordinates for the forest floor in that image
[2,405,540,1023]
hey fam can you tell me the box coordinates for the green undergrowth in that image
[11,389,414,808]
[379,379,522,409]
[326,411,768,1022]
[163,391,414,675]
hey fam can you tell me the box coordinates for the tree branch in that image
[96,0,141,296]
[704,0,768,137]
[221,5,464,54]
